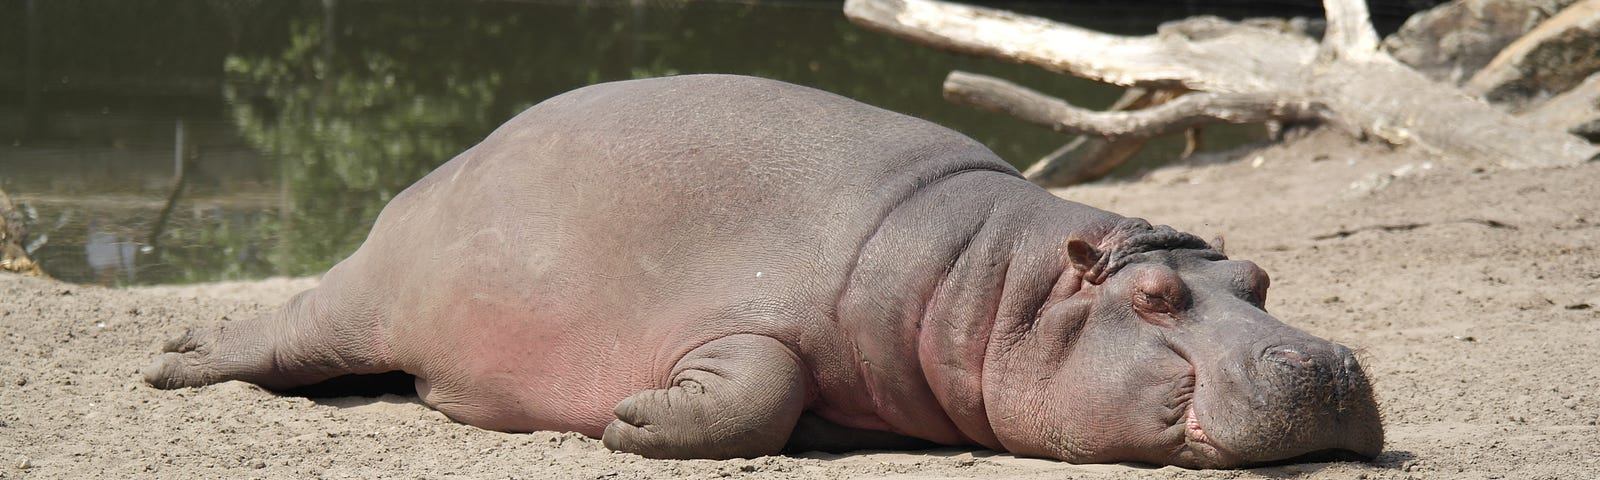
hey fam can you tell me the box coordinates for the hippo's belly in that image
[377,188,847,435]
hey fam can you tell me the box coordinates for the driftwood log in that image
[844,0,1600,187]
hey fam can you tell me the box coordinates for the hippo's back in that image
[387,74,1019,305]
[504,73,1013,208]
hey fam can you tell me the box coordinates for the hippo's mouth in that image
[1172,388,1231,466]
[1171,370,1214,451]
[1167,358,1239,467]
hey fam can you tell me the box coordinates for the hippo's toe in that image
[142,328,222,389]
[142,352,209,389]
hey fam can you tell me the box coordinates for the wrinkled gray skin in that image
[144,75,1383,468]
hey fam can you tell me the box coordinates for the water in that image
[0,0,1425,286]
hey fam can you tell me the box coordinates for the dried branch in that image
[943,71,1325,141]
[1024,136,1149,187]
[1021,88,1174,186]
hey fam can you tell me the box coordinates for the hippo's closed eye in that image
[1132,267,1190,325]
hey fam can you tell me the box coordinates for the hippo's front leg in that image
[602,334,807,459]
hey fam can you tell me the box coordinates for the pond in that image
[0,0,1426,286]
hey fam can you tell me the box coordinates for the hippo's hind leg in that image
[142,272,393,391]
[603,334,806,459]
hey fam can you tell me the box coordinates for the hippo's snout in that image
[1209,339,1383,466]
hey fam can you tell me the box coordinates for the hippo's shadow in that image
[793,447,998,461]
[278,371,420,401]
[1242,450,1415,478]
[797,448,1170,473]
[798,448,1396,476]
[270,372,1412,475]
[1367,450,1418,471]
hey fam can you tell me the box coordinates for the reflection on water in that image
[0,0,1421,285]
[84,221,138,283]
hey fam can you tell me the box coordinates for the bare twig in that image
[1311,218,1516,240]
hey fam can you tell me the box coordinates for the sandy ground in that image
[2,129,1597,479]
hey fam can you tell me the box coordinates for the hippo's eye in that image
[1134,291,1173,314]
[1132,289,1188,327]
[1131,267,1190,325]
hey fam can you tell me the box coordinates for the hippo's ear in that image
[1210,235,1226,255]
[1066,239,1102,281]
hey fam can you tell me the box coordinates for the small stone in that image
[250,459,267,469]
[14,376,25,386]
[17,456,32,469]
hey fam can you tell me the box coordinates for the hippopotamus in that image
[143,74,1382,468]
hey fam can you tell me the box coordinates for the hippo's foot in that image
[603,334,806,459]
[142,323,278,389]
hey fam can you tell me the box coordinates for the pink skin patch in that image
[1185,406,1209,443]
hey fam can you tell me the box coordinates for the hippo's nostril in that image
[1262,346,1311,367]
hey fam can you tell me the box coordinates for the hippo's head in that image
[984,221,1382,468]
